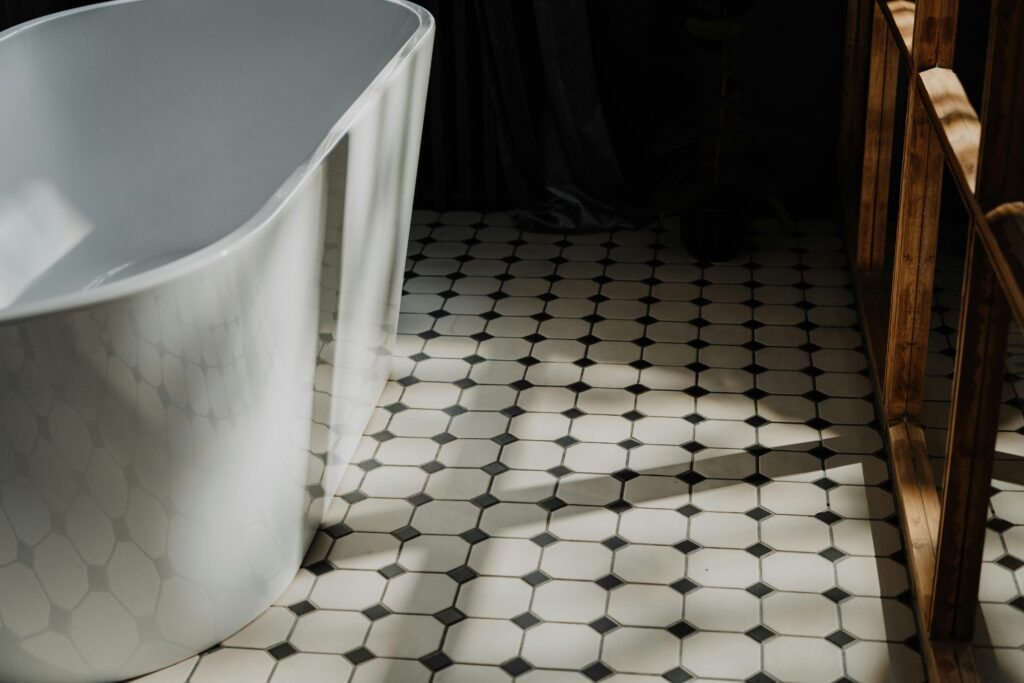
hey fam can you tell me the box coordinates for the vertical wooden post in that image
[929,228,1010,640]
[882,0,958,423]
[855,3,899,271]
[930,0,1024,643]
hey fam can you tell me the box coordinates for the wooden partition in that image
[842,1,1024,681]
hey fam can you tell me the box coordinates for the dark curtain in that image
[415,0,848,231]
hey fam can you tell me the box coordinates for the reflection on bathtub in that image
[0,181,91,308]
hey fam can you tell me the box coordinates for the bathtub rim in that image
[0,0,434,325]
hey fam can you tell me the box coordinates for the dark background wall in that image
[2,0,848,225]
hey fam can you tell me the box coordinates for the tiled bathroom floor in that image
[137,212,1024,683]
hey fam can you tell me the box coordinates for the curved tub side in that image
[315,21,435,512]
[0,11,434,683]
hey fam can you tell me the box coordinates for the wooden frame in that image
[843,0,1024,681]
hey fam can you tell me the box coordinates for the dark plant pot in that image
[679,187,747,263]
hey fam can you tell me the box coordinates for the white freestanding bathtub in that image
[0,0,433,680]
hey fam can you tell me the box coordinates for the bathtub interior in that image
[0,0,421,312]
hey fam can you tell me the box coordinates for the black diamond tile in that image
[548,465,574,478]
[555,435,580,448]
[802,390,828,403]
[385,402,409,414]
[746,673,778,683]
[562,407,586,419]
[419,330,440,340]
[358,459,383,472]
[745,542,773,557]
[306,560,334,576]
[491,433,519,446]
[323,522,353,539]
[677,504,702,517]
[371,430,395,442]
[455,377,478,389]
[392,526,421,542]
[746,582,773,598]
[578,335,601,346]
[470,493,499,509]
[432,432,456,445]
[618,438,642,450]
[746,444,771,457]
[686,361,710,373]
[443,405,468,417]
[987,517,1013,534]
[512,611,542,629]
[538,496,567,511]
[433,606,466,626]
[622,410,645,422]
[630,359,654,370]
[288,600,315,616]
[745,506,772,521]
[575,357,597,368]
[500,657,533,677]
[684,413,707,425]
[582,661,614,681]
[510,379,534,391]
[482,461,509,476]
[613,468,640,482]
[517,356,541,367]
[522,570,551,586]
[531,532,559,547]
[601,535,628,551]
[670,577,699,594]
[745,625,776,643]
[805,417,833,430]
[589,616,620,634]
[362,603,391,621]
[673,540,701,555]
[681,441,707,454]
[342,490,368,504]
[344,646,375,665]
[809,445,836,460]
[815,510,843,525]
[606,499,633,513]
[500,405,526,418]
[420,461,445,474]
[463,354,486,365]
[667,620,696,638]
[447,565,478,584]
[824,587,851,603]
[568,381,593,393]
[683,386,710,398]
[524,333,547,344]
[407,492,433,507]
[744,472,770,487]
[410,352,431,362]
[625,383,651,395]
[379,563,406,579]
[743,388,769,400]
[459,527,490,544]
[826,629,856,648]
[420,651,453,672]
[596,574,624,590]
[1010,596,1024,612]
[268,642,297,660]
[678,470,706,484]
[813,477,839,491]
[819,547,847,562]
[663,666,694,683]
[531,312,553,322]
[997,554,1024,571]
[481,311,502,321]
[745,415,769,427]
[398,376,420,387]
